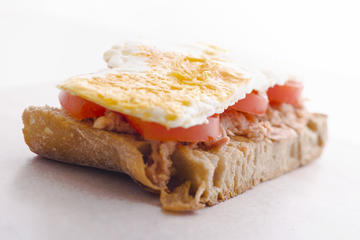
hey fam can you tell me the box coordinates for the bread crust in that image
[22,106,160,191]
[22,106,327,211]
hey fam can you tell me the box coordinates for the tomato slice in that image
[59,91,106,120]
[230,92,269,115]
[125,115,222,142]
[267,81,303,106]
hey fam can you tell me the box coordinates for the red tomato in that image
[267,81,303,106]
[58,91,106,120]
[125,115,222,142]
[230,92,269,115]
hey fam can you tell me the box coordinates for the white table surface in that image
[1,1,360,239]
[1,84,360,240]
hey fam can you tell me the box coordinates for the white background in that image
[1,1,360,239]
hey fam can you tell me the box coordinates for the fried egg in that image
[58,41,289,128]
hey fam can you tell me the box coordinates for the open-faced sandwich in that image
[22,42,327,211]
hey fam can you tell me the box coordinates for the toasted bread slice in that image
[22,106,327,211]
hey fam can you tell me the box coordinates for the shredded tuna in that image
[220,103,308,141]
[268,126,297,140]
[198,126,229,150]
[220,109,272,141]
[266,103,308,130]
[93,111,137,134]
[146,141,177,188]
